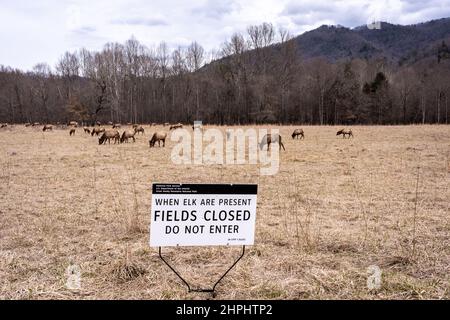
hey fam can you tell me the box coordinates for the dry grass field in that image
[0,124,449,300]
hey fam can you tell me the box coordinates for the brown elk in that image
[336,129,353,139]
[260,133,285,151]
[84,127,91,134]
[134,126,145,135]
[292,129,305,140]
[42,125,53,132]
[32,122,40,127]
[120,130,136,143]
[99,130,120,145]
[91,127,106,136]
[69,121,78,127]
[70,129,76,136]
[170,123,183,130]
[0,123,7,128]
[149,132,167,148]
[25,123,31,127]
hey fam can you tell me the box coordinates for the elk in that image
[25,123,31,127]
[91,127,106,136]
[134,126,145,135]
[120,130,136,143]
[163,122,170,127]
[84,127,91,134]
[170,123,183,130]
[42,125,53,132]
[99,130,120,145]
[0,123,7,128]
[69,121,78,127]
[292,129,305,140]
[149,132,167,148]
[32,122,40,126]
[336,129,354,139]
[107,121,113,125]
[112,123,121,129]
[260,133,285,151]
[70,129,76,136]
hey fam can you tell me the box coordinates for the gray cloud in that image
[192,0,239,19]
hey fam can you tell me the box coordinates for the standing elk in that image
[149,132,167,148]
[69,121,78,127]
[99,130,120,145]
[292,129,305,140]
[0,123,7,128]
[42,125,53,132]
[70,129,76,136]
[134,126,145,135]
[91,127,105,136]
[260,133,285,151]
[120,130,136,143]
[336,129,353,139]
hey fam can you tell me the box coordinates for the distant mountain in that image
[292,18,450,64]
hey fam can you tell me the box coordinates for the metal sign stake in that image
[158,246,246,297]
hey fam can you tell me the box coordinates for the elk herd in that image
[3,120,355,151]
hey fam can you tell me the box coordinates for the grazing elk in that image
[70,129,76,136]
[149,132,167,148]
[84,127,91,134]
[292,129,305,140]
[260,133,285,151]
[336,129,354,139]
[42,125,53,132]
[120,130,136,143]
[134,126,145,135]
[91,127,106,136]
[170,123,183,130]
[99,130,120,145]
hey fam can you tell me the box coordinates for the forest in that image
[1,21,449,125]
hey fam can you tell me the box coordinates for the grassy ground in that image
[0,124,449,300]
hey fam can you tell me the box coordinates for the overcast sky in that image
[1,0,450,71]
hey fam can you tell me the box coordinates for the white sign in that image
[150,184,257,247]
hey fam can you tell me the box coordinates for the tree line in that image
[1,22,449,125]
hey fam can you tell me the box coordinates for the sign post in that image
[150,184,257,295]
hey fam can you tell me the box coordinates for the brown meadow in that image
[0,125,449,299]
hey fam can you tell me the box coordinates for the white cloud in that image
[0,0,449,71]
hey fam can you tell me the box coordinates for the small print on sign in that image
[150,184,257,247]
